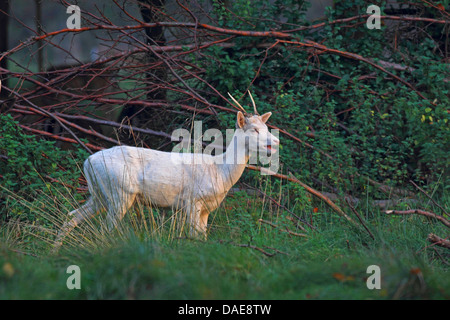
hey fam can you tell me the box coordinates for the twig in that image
[385,209,450,228]
[2,86,93,154]
[432,247,450,265]
[263,245,289,256]
[44,175,88,193]
[427,234,450,250]
[409,180,448,217]
[345,198,375,240]
[232,242,276,257]
[246,165,359,228]
[287,172,358,228]
[9,248,38,257]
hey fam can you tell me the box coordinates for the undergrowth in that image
[0,167,448,299]
[1,0,449,300]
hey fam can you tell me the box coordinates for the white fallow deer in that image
[53,91,279,250]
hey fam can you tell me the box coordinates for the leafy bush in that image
[0,114,89,223]
[202,0,449,196]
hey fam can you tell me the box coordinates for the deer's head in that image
[229,92,279,157]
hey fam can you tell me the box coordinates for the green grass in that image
[0,187,449,300]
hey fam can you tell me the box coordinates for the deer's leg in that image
[106,192,136,231]
[53,197,99,252]
[185,202,210,239]
[199,207,210,237]
[184,201,201,238]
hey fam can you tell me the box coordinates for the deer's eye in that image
[254,128,259,134]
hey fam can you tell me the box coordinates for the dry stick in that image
[344,197,375,240]
[245,165,359,229]
[0,65,236,115]
[432,247,450,265]
[427,234,450,250]
[232,242,276,257]
[263,245,289,256]
[409,180,448,217]
[385,209,450,229]
[9,248,38,258]
[1,13,443,97]
[281,14,449,33]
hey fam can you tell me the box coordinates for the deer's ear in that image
[236,111,246,129]
[260,112,272,123]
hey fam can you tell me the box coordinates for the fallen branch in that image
[288,172,358,228]
[232,242,276,257]
[385,209,450,228]
[245,164,359,229]
[427,234,450,250]
[262,245,289,256]
[345,198,375,240]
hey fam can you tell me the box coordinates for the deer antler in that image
[227,92,247,113]
[248,90,258,115]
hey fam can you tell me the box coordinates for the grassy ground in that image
[0,182,449,300]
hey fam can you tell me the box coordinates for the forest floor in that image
[1,186,449,300]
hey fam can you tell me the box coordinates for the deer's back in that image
[83,146,226,207]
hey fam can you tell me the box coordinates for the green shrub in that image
[0,114,89,223]
[202,0,449,196]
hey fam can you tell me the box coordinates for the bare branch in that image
[385,209,450,228]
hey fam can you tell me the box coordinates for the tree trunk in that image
[139,0,166,101]
[119,0,167,148]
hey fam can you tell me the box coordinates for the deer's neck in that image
[216,133,249,189]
